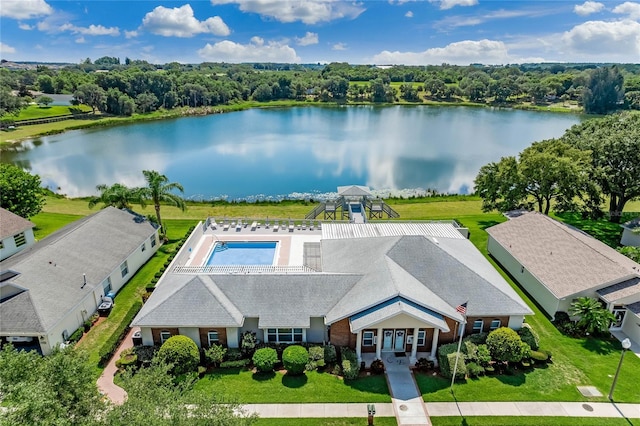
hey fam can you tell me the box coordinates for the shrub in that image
[437,342,459,378]
[446,352,467,380]
[156,335,200,375]
[518,325,540,351]
[541,349,553,362]
[464,341,479,363]
[134,345,156,366]
[466,362,484,378]
[476,344,492,366]
[204,344,227,367]
[115,352,138,369]
[240,331,257,357]
[324,344,337,364]
[68,328,84,343]
[98,300,142,366]
[370,359,385,374]
[530,350,549,362]
[282,345,309,375]
[220,359,251,368]
[83,320,92,332]
[309,346,324,362]
[342,359,360,380]
[253,347,278,372]
[226,348,243,361]
[198,366,207,377]
[415,357,434,372]
[464,332,488,345]
[486,327,529,363]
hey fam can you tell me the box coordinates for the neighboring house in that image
[0,207,160,354]
[486,211,640,347]
[621,217,640,247]
[0,208,36,261]
[133,221,532,364]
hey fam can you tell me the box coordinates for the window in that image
[120,261,128,278]
[0,240,4,249]
[362,331,374,346]
[266,328,303,343]
[102,277,112,295]
[160,331,171,344]
[612,305,626,328]
[14,233,26,247]
[417,330,426,346]
[150,235,157,248]
[141,242,146,252]
[208,331,219,346]
[490,320,501,331]
[473,320,484,333]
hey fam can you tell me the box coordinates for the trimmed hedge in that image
[518,325,540,351]
[157,335,200,375]
[447,352,467,380]
[283,345,309,375]
[252,347,278,372]
[220,359,251,368]
[530,350,549,362]
[68,327,84,344]
[438,342,467,379]
[98,300,143,367]
[340,347,360,380]
[324,344,337,364]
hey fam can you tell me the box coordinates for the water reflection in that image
[1,106,582,199]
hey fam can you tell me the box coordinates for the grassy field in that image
[192,369,391,403]
[14,104,93,120]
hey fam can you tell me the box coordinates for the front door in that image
[382,330,394,351]
[394,329,406,351]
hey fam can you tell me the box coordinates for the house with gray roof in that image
[0,207,160,354]
[0,208,36,261]
[621,217,640,247]
[486,211,640,348]
[133,220,532,364]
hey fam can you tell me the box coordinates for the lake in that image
[2,106,583,200]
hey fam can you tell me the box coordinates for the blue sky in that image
[1,1,639,65]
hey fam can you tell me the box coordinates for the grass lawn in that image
[30,211,83,240]
[75,218,197,376]
[15,104,93,120]
[191,369,391,403]
[254,419,397,426]
[431,417,638,426]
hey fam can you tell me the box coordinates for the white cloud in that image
[19,23,34,30]
[613,2,640,20]
[0,0,53,19]
[436,8,556,30]
[437,0,478,10]
[125,30,138,39]
[332,42,347,51]
[405,11,414,18]
[372,39,510,65]
[296,32,319,46]
[0,42,16,54]
[59,23,120,36]
[574,1,605,16]
[562,19,640,59]
[212,0,365,24]
[75,37,86,44]
[198,38,301,63]
[142,4,230,38]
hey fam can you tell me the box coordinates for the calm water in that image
[3,106,583,199]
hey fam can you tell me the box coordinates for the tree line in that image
[1,59,639,117]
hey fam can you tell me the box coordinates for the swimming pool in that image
[206,241,277,266]
[350,204,362,213]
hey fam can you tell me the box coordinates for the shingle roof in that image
[0,207,158,333]
[0,208,35,240]
[349,297,450,332]
[337,185,372,197]
[0,290,44,333]
[487,212,640,299]
[597,277,640,303]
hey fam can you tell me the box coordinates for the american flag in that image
[456,302,467,315]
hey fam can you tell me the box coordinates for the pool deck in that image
[187,219,322,267]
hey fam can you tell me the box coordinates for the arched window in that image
[490,320,501,331]
[472,319,484,333]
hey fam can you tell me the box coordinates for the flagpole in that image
[450,302,468,391]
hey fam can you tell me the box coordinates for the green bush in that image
[447,352,467,380]
[156,335,200,375]
[466,362,484,378]
[98,300,143,366]
[115,352,138,369]
[282,345,309,375]
[83,319,92,332]
[240,331,257,357]
[252,347,278,372]
[220,359,250,368]
[134,345,156,366]
[68,328,84,343]
[341,359,360,380]
[476,344,492,366]
[518,325,540,351]
[437,342,459,378]
[464,332,488,345]
[415,357,434,372]
[204,343,227,367]
[541,349,553,362]
[324,344,337,364]
[486,327,530,363]
[530,350,549,362]
[370,359,385,374]
[226,348,243,361]
[309,346,324,362]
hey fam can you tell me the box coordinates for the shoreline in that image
[0,99,585,147]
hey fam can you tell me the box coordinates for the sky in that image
[1,0,639,65]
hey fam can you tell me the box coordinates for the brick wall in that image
[199,328,228,347]
[330,318,356,348]
[151,328,179,345]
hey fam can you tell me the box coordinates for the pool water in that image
[350,204,362,213]
[206,241,277,266]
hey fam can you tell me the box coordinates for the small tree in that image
[240,331,257,357]
[282,345,308,375]
[486,327,530,363]
[252,348,278,372]
[36,95,53,107]
[569,297,616,335]
[156,335,199,375]
[204,343,227,367]
[0,164,46,218]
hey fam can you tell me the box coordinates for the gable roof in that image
[0,208,35,240]
[487,212,640,299]
[337,185,372,197]
[597,277,640,304]
[0,207,158,334]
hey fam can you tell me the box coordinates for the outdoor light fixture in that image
[608,338,632,400]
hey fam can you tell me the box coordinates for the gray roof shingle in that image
[597,277,640,303]
[0,208,35,240]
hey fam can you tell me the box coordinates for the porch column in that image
[430,328,440,361]
[356,330,362,363]
[410,327,420,364]
[376,327,383,359]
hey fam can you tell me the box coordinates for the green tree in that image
[88,183,137,209]
[138,170,186,233]
[0,164,46,218]
[569,297,616,335]
[74,83,106,113]
[0,86,24,116]
[486,327,530,363]
[583,66,624,114]
[562,113,640,222]
[618,246,640,263]
[474,156,525,213]
[156,335,200,375]
[282,345,308,375]
[36,95,53,107]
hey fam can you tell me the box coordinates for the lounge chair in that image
[289,221,294,232]
[210,219,217,230]
[309,221,314,231]
[273,222,279,232]
[236,221,242,231]
[251,221,258,231]
[301,220,307,230]
[223,221,230,231]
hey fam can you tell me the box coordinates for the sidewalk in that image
[96,327,138,405]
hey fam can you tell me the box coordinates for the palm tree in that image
[88,183,137,209]
[138,170,186,232]
[569,297,616,335]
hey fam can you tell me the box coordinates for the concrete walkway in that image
[384,354,431,425]
[96,327,138,405]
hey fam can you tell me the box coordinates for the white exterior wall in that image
[621,229,640,247]
[45,291,102,354]
[0,228,35,260]
[226,327,239,348]
[622,312,640,345]
[488,236,561,317]
[241,318,263,343]
[141,327,154,346]
[361,313,434,331]
[178,327,201,347]
[307,317,326,343]
[109,232,160,295]
[508,315,525,330]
